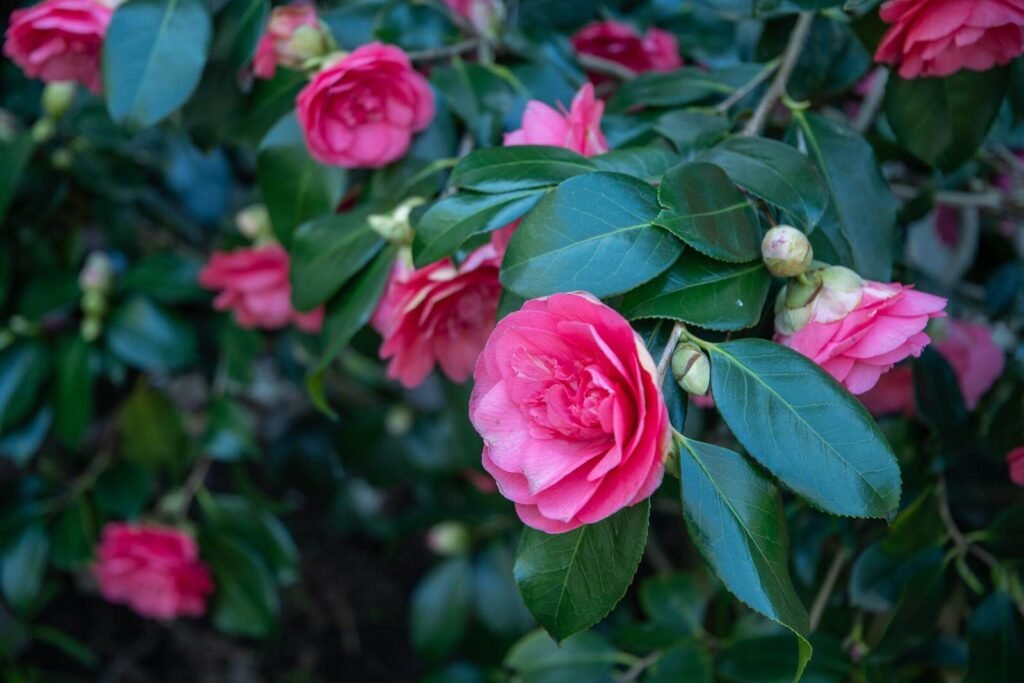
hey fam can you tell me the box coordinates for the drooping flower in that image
[875,0,1024,79]
[860,320,1005,415]
[93,523,214,620]
[571,20,681,82]
[371,245,503,388]
[198,244,324,332]
[252,2,332,80]
[3,0,116,93]
[503,83,608,157]
[776,274,947,395]
[469,293,671,533]
[296,42,435,168]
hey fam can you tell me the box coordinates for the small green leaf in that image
[106,296,198,372]
[502,172,682,299]
[677,437,810,681]
[472,540,534,638]
[0,342,50,433]
[591,148,679,182]
[708,339,901,519]
[94,462,154,519]
[655,162,761,263]
[654,111,730,155]
[1,524,49,615]
[118,380,187,471]
[621,253,769,331]
[410,557,472,660]
[201,495,298,584]
[257,114,347,247]
[0,133,33,223]
[54,336,94,449]
[505,629,621,683]
[639,574,706,634]
[912,347,967,433]
[103,0,212,128]
[204,533,280,639]
[514,500,649,641]
[964,592,1024,683]
[50,499,96,571]
[704,137,829,232]
[647,640,713,683]
[449,146,596,194]
[121,253,205,304]
[290,208,385,311]
[885,68,1008,171]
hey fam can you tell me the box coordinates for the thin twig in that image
[937,477,1001,570]
[175,456,213,518]
[615,650,662,683]
[656,323,685,386]
[714,58,780,114]
[742,12,815,137]
[809,546,851,632]
[853,67,888,133]
[407,39,481,62]
[577,53,638,82]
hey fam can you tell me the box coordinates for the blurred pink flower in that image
[875,0,1024,79]
[252,2,328,80]
[198,244,323,332]
[469,293,670,533]
[3,0,115,93]
[1008,446,1024,486]
[777,280,947,395]
[296,43,434,168]
[93,523,213,620]
[371,245,502,388]
[571,20,681,82]
[860,320,1005,415]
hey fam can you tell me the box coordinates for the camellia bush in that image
[2,0,1024,680]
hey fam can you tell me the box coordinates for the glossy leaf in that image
[1,523,49,615]
[647,640,713,683]
[204,534,280,639]
[704,137,829,232]
[505,629,621,683]
[53,336,94,449]
[501,172,682,299]
[0,134,33,223]
[621,253,769,331]
[201,495,298,584]
[964,592,1024,683]
[708,339,901,519]
[449,146,596,194]
[103,0,212,128]
[106,296,197,372]
[290,208,385,311]
[677,437,810,680]
[50,499,96,571]
[0,342,50,433]
[610,65,762,110]
[514,499,649,641]
[410,557,472,660]
[639,574,706,634]
[790,111,895,280]
[118,380,187,471]
[912,347,967,433]
[591,148,679,182]
[656,162,761,262]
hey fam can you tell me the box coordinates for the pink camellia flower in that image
[252,3,330,80]
[442,0,503,35]
[371,245,502,388]
[875,0,1024,79]
[861,320,1005,415]
[1008,446,1024,486]
[469,293,671,534]
[777,280,947,395]
[3,0,115,93]
[296,42,435,168]
[198,244,323,332]
[93,523,214,620]
[571,20,682,80]
[504,83,609,157]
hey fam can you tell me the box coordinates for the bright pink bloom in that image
[777,281,947,395]
[1008,447,1024,486]
[252,3,324,80]
[875,0,1024,79]
[469,293,671,534]
[3,0,114,93]
[198,244,323,332]
[296,43,434,168]
[861,320,1005,414]
[503,83,609,157]
[571,20,681,81]
[93,523,213,620]
[371,245,502,388]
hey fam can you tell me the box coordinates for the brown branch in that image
[742,12,814,137]
[407,39,481,62]
[809,545,851,632]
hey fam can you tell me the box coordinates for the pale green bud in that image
[671,343,710,396]
[762,225,813,278]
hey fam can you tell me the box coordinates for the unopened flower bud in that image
[51,148,73,169]
[81,289,106,317]
[42,81,75,121]
[385,404,414,437]
[425,521,471,555]
[671,343,710,396]
[468,0,505,38]
[31,118,56,143]
[235,204,272,242]
[369,197,425,245]
[815,265,864,323]
[81,317,102,342]
[78,252,114,292]
[762,225,812,278]
[284,23,333,67]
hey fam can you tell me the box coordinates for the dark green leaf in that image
[0,134,33,224]
[790,111,895,280]
[885,68,1009,171]
[204,533,280,638]
[591,148,679,182]
[912,347,967,433]
[103,0,212,128]
[639,574,706,634]
[210,0,267,69]
[502,173,682,299]
[203,397,258,462]
[121,253,205,304]
[118,380,187,471]
[637,319,688,433]
[449,146,596,194]
[413,189,543,267]
[677,437,810,680]
[964,592,1024,683]
[647,639,713,683]
[93,462,154,518]
[50,499,96,571]
[0,408,51,467]
[704,137,829,232]
[514,500,649,641]
[201,495,298,584]
[1,524,49,615]
[411,557,472,659]
[107,296,197,372]
[654,111,730,155]
[505,629,621,683]
[290,208,385,311]
[54,336,94,449]
[237,71,306,145]
[656,161,761,262]
[0,342,50,433]
[472,540,534,638]
[621,253,769,331]
[709,339,901,518]
[258,114,347,247]
[849,544,943,613]
[432,61,519,146]
[610,65,761,111]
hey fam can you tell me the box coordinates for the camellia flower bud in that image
[78,251,114,292]
[774,265,866,336]
[41,81,75,121]
[425,521,471,555]
[762,225,813,278]
[286,23,333,67]
[368,197,425,245]
[671,343,710,396]
[235,204,273,243]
